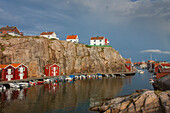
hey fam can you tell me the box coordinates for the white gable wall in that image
[90,38,105,45]
[40,32,59,40]
[66,36,79,43]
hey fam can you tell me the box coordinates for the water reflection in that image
[0,72,153,113]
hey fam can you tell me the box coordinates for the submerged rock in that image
[89,90,170,113]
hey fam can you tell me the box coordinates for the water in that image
[0,70,153,113]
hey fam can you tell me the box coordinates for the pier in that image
[0,71,136,85]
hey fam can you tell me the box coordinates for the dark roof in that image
[0,26,16,30]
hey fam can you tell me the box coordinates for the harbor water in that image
[0,70,153,113]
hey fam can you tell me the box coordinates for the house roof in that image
[66,35,78,39]
[45,63,59,68]
[91,37,104,40]
[126,61,132,64]
[11,63,22,68]
[0,64,9,69]
[160,63,170,67]
[0,26,17,30]
[40,32,54,35]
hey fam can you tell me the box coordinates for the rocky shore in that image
[90,89,170,113]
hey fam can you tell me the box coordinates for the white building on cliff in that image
[40,32,59,40]
[90,36,109,45]
[66,35,79,43]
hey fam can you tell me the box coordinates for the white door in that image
[53,67,56,76]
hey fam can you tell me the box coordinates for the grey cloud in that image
[140,49,170,54]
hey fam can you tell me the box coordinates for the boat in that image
[110,74,116,78]
[69,75,76,81]
[149,78,155,83]
[59,76,66,82]
[17,82,31,88]
[29,80,37,86]
[9,83,20,89]
[36,79,45,85]
[0,85,6,92]
[44,79,52,83]
[97,73,102,78]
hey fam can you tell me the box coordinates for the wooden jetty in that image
[0,71,136,85]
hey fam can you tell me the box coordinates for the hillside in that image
[0,35,127,77]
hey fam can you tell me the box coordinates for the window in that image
[46,67,48,69]
[100,40,102,42]
[94,40,96,42]
[18,68,20,71]
[23,67,25,71]
[51,67,53,70]
[100,44,102,45]
[94,44,96,45]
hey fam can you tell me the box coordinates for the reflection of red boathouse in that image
[45,64,60,76]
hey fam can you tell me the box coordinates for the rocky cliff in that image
[90,89,170,113]
[0,35,127,77]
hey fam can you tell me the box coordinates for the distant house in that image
[125,61,133,72]
[90,36,109,45]
[0,25,23,36]
[66,35,79,43]
[40,32,59,40]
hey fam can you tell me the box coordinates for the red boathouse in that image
[125,61,132,72]
[0,64,15,81]
[45,64,60,76]
[11,63,28,80]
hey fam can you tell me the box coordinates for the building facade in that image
[40,32,59,40]
[90,36,109,45]
[45,64,60,76]
[66,35,79,43]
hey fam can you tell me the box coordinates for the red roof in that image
[11,63,22,68]
[160,63,170,67]
[91,37,104,40]
[45,63,59,68]
[66,35,78,39]
[126,61,132,64]
[0,64,9,69]
[40,32,54,35]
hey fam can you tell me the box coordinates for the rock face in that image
[153,74,170,91]
[90,89,170,113]
[0,36,127,77]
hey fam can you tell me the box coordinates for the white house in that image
[66,35,79,43]
[90,36,109,45]
[40,32,59,40]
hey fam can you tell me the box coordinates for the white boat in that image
[9,83,20,89]
[0,85,6,92]
[139,71,144,74]
[110,74,116,78]
[17,82,30,88]
[44,79,52,83]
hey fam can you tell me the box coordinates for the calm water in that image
[0,70,153,113]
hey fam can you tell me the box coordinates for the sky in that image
[0,0,170,62]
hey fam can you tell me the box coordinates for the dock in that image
[0,71,136,85]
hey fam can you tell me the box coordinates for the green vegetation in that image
[1,47,5,51]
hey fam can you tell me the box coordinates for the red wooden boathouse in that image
[11,63,28,80]
[125,61,132,72]
[45,64,60,76]
[0,64,15,81]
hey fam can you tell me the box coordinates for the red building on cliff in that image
[0,25,23,36]
[125,61,132,72]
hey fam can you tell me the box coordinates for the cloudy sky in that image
[0,0,170,62]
